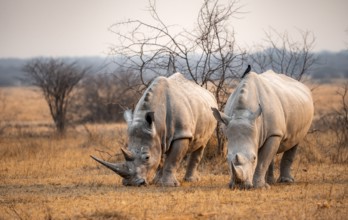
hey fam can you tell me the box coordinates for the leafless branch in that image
[108,0,245,155]
[23,58,86,135]
[248,28,317,81]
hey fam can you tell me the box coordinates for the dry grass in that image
[0,83,347,219]
[0,87,50,122]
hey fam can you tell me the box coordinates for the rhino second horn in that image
[90,155,131,178]
[231,161,243,182]
[235,153,247,165]
[121,147,135,161]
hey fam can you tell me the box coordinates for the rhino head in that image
[91,110,161,186]
[212,106,261,189]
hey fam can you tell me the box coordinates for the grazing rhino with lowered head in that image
[212,70,313,189]
[91,73,217,186]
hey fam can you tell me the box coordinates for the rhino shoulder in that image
[168,72,191,85]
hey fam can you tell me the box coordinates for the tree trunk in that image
[54,108,66,136]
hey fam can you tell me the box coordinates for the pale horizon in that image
[0,0,347,59]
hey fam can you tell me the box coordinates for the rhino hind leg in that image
[156,139,190,187]
[184,146,204,182]
[278,145,298,183]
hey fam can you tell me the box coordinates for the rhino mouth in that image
[230,161,253,189]
[121,176,149,187]
[229,181,253,190]
[91,155,150,187]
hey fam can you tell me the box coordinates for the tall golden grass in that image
[0,83,347,219]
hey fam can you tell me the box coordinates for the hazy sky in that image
[0,0,347,58]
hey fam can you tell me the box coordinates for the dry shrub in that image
[311,117,348,163]
[309,81,348,164]
[299,132,329,164]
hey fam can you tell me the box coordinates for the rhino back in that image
[134,73,217,153]
[225,71,313,151]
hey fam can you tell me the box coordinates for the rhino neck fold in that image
[237,76,265,150]
[131,77,168,155]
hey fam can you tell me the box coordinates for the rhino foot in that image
[155,174,180,187]
[253,182,270,189]
[266,176,275,185]
[153,172,162,184]
[278,176,294,183]
[156,179,180,187]
[229,181,253,190]
[229,181,235,189]
[164,181,180,187]
[184,174,200,182]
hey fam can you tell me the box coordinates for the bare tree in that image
[110,0,245,105]
[332,82,348,157]
[248,28,317,81]
[23,58,86,135]
[71,69,143,123]
[109,0,246,155]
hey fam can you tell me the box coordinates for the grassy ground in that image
[0,83,347,219]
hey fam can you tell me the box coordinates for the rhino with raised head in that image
[212,70,313,189]
[91,73,217,186]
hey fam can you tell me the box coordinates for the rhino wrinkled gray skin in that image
[212,70,314,189]
[91,73,217,186]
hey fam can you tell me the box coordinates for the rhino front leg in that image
[266,159,275,184]
[184,146,204,182]
[153,166,163,184]
[153,155,165,184]
[278,145,298,183]
[156,139,189,187]
[253,136,281,189]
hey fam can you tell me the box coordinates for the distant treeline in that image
[0,50,347,86]
[309,51,348,80]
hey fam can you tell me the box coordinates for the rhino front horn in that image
[90,155,131,178]
[231,161,244,182]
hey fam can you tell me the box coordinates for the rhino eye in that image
[252,155,256,163]
[141,154,150,161]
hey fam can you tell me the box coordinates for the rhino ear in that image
[145,111,155,126]
[211,107,231,125]
[124,109,133,126]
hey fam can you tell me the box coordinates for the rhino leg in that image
[253,136,281,189]
[278,145,298,183]
[156,139,189,187]
[266,159,275,184]
[153,166,163,184]
[184,146,204,182]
